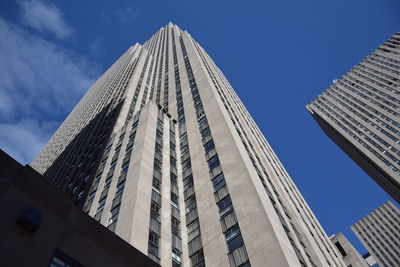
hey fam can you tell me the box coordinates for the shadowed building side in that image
[0,150,159,267]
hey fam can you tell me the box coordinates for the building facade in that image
[307,32,400,203]
[32,23,346,267]
[351,201,400,267]
[330,232,368,267]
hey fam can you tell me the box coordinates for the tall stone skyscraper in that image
[351,201,400,267]
[32,23,345,267]
[307,32,400,203]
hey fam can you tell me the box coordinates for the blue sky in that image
[0,0,399,255]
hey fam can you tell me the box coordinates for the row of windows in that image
[83,112,140,234]
[127,53,151,120]
[169,113,182,266]
[155,29,166,106]
[148,112,165,264]
[163,30,170,113]
[148,29,163,102]
[172,30,205,267]
[181,35,250,267]
[192,37,325,267]
[37,46,138,176]
[313,100,399,173]
[321,92,399,160]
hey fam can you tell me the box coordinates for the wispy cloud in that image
[0,18,95,120]
[19,0,72,40]
[89,36,105,57]
[102,7,140,24]
[0,119,57,165]
[0,16,98,164]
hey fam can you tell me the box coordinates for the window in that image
[225,225,240,242]
[87,190,96,201]
[187,219,200,241]
[115,181,125,195]
[204,140,215,153]
[207,155,220,170]
[218,196,233,218]
[125,145,133,154]
[171,217,180,234]
[200,127,211,138]
[198,116,207,127]
[148,231,159,256]
[195,102,203,111]
[49,249,84,267]
[121,162,129,173]
[109,159,117,169]
[186,196,197,213]
[190,250,204,267]
[225,225,243,252]
[172,249,182,267]
[104,176,112,187]
[334,242,347,257]
[153,177,161,191]
[154,159,162,168]
[171,173,178,186]
[97,197,106,211]
[151,201,161,220]
[108,205,120,225]
[128,131,136,141]
[171,192,179,208]
[212,173,226,192]
[114,144,122,153]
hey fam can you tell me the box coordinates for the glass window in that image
[49,250,84,267]
[121,162,129,173]
[218,196,233,218]
[227,233,243,252]
[115,181,125,195]
[207,155,220,170]
[172,249,182,266]
[204,140,215,153]
[212,173,226,192]
[201,127,211,138]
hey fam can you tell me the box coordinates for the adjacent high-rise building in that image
[32,23,346,267]
[307,32,400,203]
[351,201,400,267]
[329,232,368,267]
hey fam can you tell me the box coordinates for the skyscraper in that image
[32,23,345,267]
[351,201,400,267]
[306,32,400,203]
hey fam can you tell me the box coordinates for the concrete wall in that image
[0,150,158,267]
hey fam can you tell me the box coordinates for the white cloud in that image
[0,119,58,165]
[19,0,72,40]
[0,18,96,120]
[0,17,98,164]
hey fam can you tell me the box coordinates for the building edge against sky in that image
[31,23,346,266]
[307,32,400,203]
[329,232,368,267]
